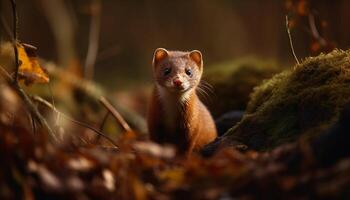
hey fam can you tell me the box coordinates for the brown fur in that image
[147,48,217,154]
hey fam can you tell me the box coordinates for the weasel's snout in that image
[173,79,183,87]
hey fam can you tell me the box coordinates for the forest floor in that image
[1,46,350,200]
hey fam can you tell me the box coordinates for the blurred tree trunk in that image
[339,0,350,49]
[0,1,2,41]
[38,0,79,72]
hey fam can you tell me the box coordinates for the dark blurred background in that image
[1,0,350,89]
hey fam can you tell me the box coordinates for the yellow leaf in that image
[17,43,49,85]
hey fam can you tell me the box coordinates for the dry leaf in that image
[133,141,175,159]
[102,169,115,191]
[28,160,62,191]
[17,43,49,85]
[68,156,94,172]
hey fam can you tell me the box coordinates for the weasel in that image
[147,48,217,154]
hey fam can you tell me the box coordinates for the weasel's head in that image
[152,48,203,94]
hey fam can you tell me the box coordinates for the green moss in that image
[224,49,350,150]
[203,57,281,117]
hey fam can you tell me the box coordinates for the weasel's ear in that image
[153,48,168,67]
[189,50,203,68]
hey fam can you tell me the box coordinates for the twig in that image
[99,111,109,132]
[0,65,58,142]
[308,14,327,46]
[45,62,147,133]
[99,96,132,132]
[95,111,109,142]
[64,115,118,148]
[31,95,119,148]
[47,82,60,126]
[28,112,36,136]
[84,0,101,80]
[285,15,300,65]
[9,0,19,82]
[47,82,56,109]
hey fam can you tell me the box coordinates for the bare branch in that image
[9,0,19,82]
[95,111,109,142]
[99,112,109,132]
[31,95,119,149]
[285,15,300,66]
[28,112,37,136]
[308,14,327,46]
[99,96,132,133]
[0,65,58,142]
[45,62,147,133]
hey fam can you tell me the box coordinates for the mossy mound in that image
[223,49,350,150]
[203,57,281,117]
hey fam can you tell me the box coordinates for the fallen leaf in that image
[68,156,94,172]
[102,169,115,191]
[17,43,49,85]
[133,141,175,159]
[28,160,62,191]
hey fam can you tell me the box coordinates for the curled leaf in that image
[17,43,49,85]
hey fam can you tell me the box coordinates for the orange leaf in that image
[17,43,49,85]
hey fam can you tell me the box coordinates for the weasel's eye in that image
[185,68,193,77]
[163,67,171,76]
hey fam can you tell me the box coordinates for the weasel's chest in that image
[161,101,183,132]
[156,87,192,134]
[159,103,191,149]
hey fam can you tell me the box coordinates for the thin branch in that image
[9,0,17,38]
[95,111,109,142]
[47,82,60,127]
[0,65,58,142]
[99,111,109,132]
[84,0,101,80]
[285,15,300,65]
[28,112,37,136]
[99,96,132,132]
[9,0,19,82]
[31,95,119,149]
[308,13,327,46]
[45,62,147,133]
[47,82,56,109]
[64,115,118,148]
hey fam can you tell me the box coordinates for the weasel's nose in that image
[173,79,182,87]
